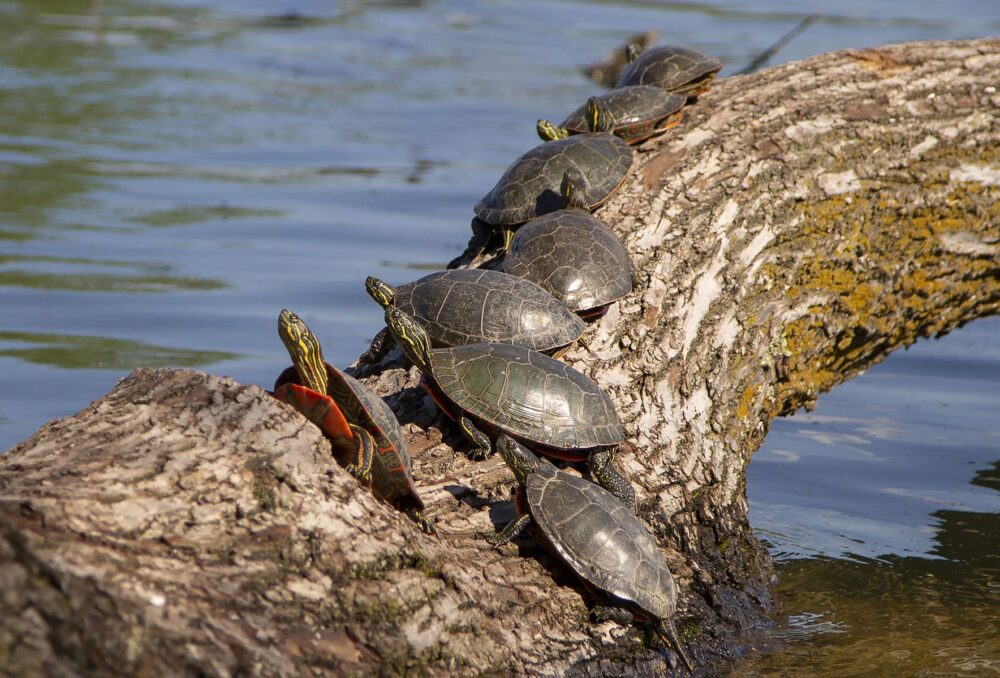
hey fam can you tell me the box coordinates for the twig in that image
[737,15,819,75]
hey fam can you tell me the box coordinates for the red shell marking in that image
[275,364,423,512]
[274,381,353,442]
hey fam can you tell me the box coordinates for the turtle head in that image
[560,168,590,210]
[383,307,432,374]
[585,96,615,134]
[496,435,543,485]
[365,276,395,308]
[536,119,570,142]
[625,42,642,63]
[278,309,328,394]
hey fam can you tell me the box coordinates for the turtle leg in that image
[447,217,493,269]
[487,512,531,548]
[590,604,634,625]
[588,448,636,513]
[458,415,493,460]
[344,424,375,481]
[655,618,694,673]
[358,327,394,366]
[405,507,436,535]
[499,225,517,254]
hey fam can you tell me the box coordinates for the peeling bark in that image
[2,38,998,676]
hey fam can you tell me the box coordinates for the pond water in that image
[1,0,997,673]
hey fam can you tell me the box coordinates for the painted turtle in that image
[383,306,635,511]
[273,309,433,533]
[501,173,633,319]
[537,87,686,145]
[490,435,693,672]
[358,269,585,367]
[448,134,632,268]
[584,30,660,88]
[615,44,723,96]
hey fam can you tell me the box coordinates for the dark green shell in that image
[388,269,584,352]
[526,463,679,620]
[274,364,422,510]
[560,86,686,143]
[615,45,723,94]
[428,343,622,451]
[501,210,633,314]
[474,134,633,226]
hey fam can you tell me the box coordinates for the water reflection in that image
[737,462,1000,675]
[133,204,284,227]
[0,255,224,291]
[744,320,1000,672]
[0,330,239,369]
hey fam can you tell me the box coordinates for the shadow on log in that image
[2,38,998,676]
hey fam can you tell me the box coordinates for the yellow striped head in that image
[536,119,570,142]
[384,307,432,374]
[496,435,543,486]
[278,309,328,394]
[365,276,395,308]
[586,97,614,133]
[625,42,642,64]
[560,168,589,210]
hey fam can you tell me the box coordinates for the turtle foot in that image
[590,604,634,626]
[407,508,436,535]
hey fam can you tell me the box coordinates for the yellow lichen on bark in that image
[771,151,999,414]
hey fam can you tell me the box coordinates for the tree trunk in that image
[2,38,998,676]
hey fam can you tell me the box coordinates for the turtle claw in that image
[590,604,634,626]
[343,424,376,481]
[407,508,436,535]
[345,463,372,482]
[467,446,493,462]
[488,513,531,549]
[458,415,492,461]
[358,328,393,367]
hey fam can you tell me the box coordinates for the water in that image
[740,319,1000,675]
[1,0,997,672]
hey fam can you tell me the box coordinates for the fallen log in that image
[2,37,998,676]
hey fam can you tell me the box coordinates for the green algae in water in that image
[0,331,239,369]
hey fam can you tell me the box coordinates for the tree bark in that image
[2,38,998,676]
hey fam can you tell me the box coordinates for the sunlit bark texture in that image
[1,38,998,676]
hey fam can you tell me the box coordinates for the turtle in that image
[615,44,723,96]
[358,269,585,367]
[489,435,693,672]
[447,134,632,269]
[536,87,687,145]
[583,29,660,88]
[501,173,633,319]
[383,306,635,511]
[272,309,433,533]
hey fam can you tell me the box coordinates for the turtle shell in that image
[560,86,686,144]
[527,463,679,621]
[427,343,622,454]
[474,134,633,226]
[615,45,723,95]
[389,269,584,352]
[274,364,422,511]
[502,209,633,317]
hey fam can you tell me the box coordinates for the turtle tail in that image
[656,618,694,673]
